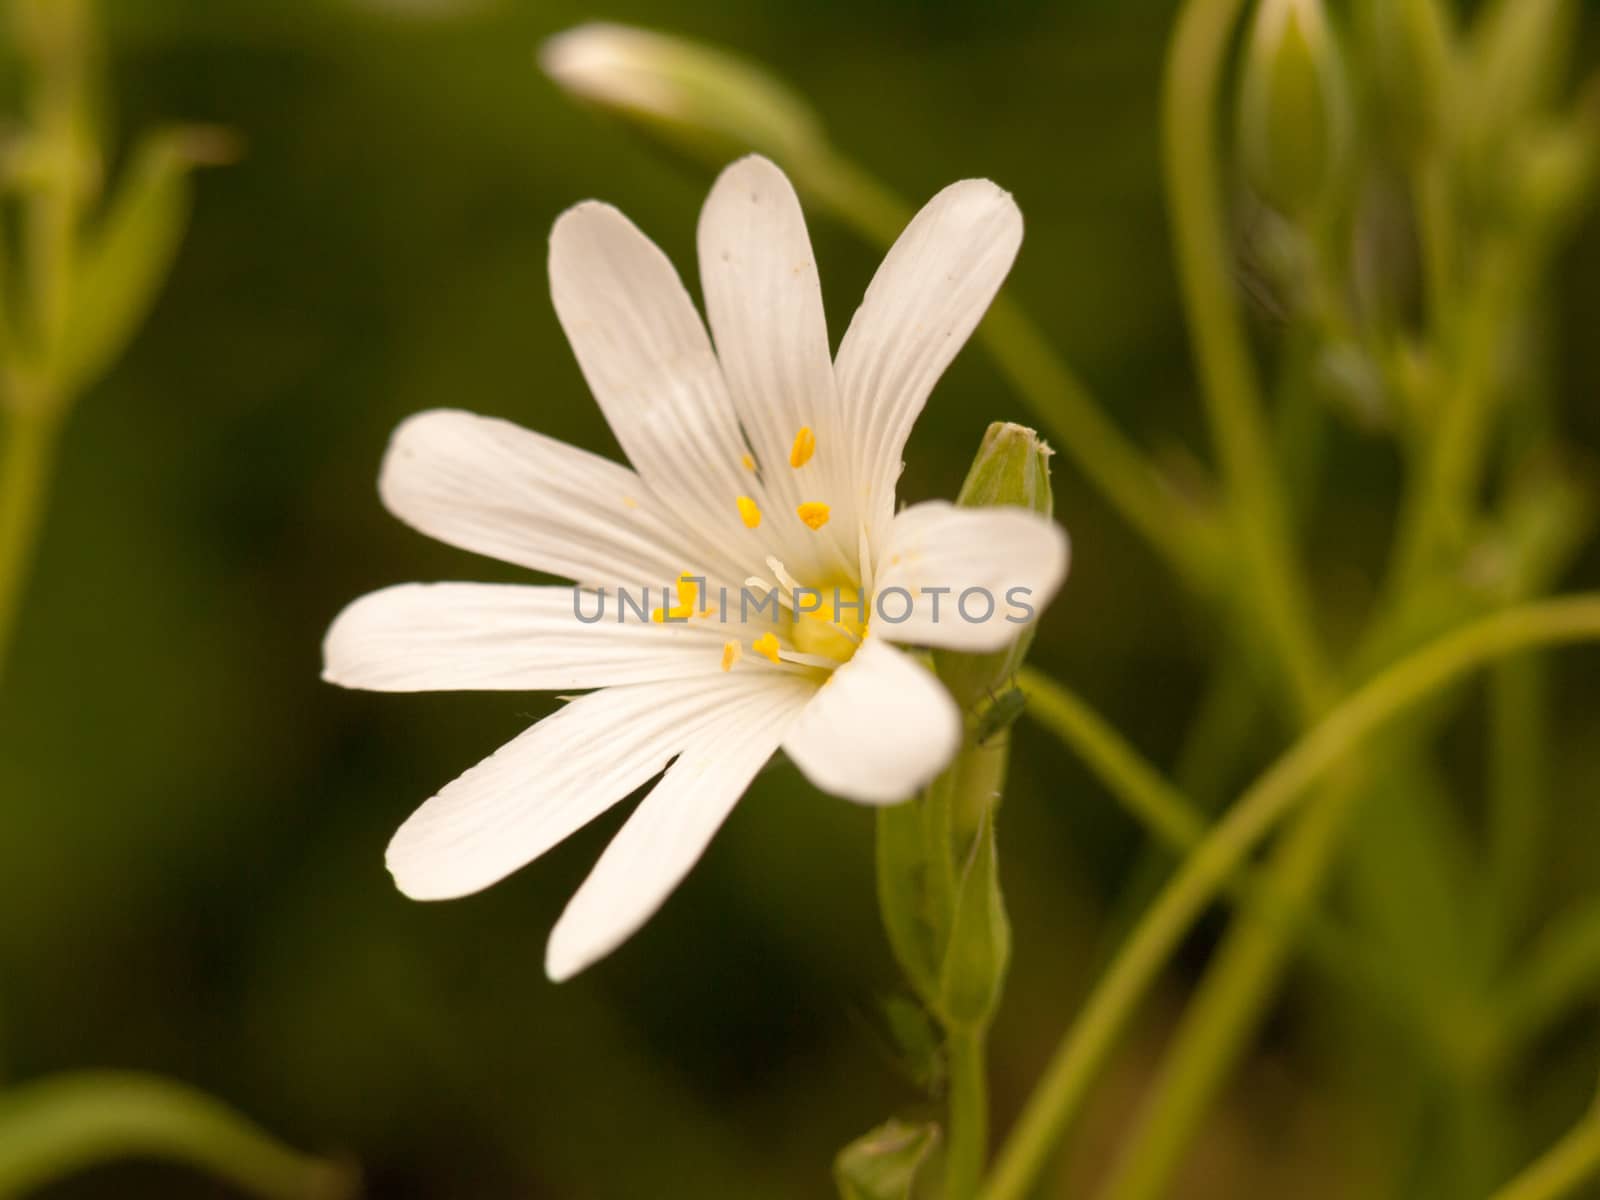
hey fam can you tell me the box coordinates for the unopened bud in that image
[936,423,1055,712]
[1358,0,1454,156]
[539,23,828,172]
[1237,0,1350,217]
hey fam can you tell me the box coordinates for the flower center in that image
[789,581,867,663]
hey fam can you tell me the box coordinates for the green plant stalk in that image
[1487,899,1600,1073]
[0,1071,355,1199]
[1489,1107,1600,1200]
[1014,666,1451,1048]
[0,405,62,687]
[1386,239,1529,603]
[1489,654,1546,950]
[1162,0,1332,722]
[945,1026,989,1200]
[1094,764,1363,1200]
[978,596,1600,1200]
[801,153,1222,598]
[939,733,1009,1200]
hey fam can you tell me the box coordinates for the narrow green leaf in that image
[834,1118,938,1200]
[938,812,1011,1030]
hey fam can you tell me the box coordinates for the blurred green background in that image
[2,0,1600,1196]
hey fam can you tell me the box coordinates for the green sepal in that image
[875,794,954,1008]
[937,811,1011,1031]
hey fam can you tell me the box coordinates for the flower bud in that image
[1237,0,1351,217]
[935,423,1054,713]
[539,23,829,172]
[1358,0,1454,157]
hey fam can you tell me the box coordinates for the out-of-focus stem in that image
[1015,667,1429,1030]
[980,596,1600,1200]
[0,405,62,687]
[1489,655,1546,948]
[0,1071,356,1199]
[1161,0,1332,721]
[803,153,1223,598]
[1489,1104,1600,1200]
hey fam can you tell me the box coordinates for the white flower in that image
[323,156,1069,980]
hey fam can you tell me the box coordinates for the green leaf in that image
[59,126,235,393]
[938,812,1011,1030]
[833,1119,938,1200]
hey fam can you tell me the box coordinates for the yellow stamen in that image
[622,495,638,509]
[796,501,831,530]
[752,632,782,665]
[789,426,816,469]
[736,495,762,529]
[675,572,703,610]
[740,452,757,473]
[720,641,741,672]
[653,571,702,622]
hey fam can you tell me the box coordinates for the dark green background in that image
[3,1,1599,1195]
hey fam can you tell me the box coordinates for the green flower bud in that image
[1358,0,1454,156]
[1237,0,1351,217]
[935,422,1054,713]
[539,23,829,173]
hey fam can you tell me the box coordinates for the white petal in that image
[873,501,1070,652]
[781,637,961,805]
[323,583,733,693]
[834,181,1022,540]
[386,674,789,901]
[548,202,765,575]
[697,156,854,579]
[545,676,810,981]
[379,409,731,589]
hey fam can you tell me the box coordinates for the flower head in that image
[324,156,1069,980]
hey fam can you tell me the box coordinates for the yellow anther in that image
[720,641,741,672]
[652,572,702,623]
[796,501,831,530]
[740,452,757,473]
[789,426,816,469]
[752,632,782,665]
[622,495,638,509]
[736,495,762,529]
[675,572,703,610]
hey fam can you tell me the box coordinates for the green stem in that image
[0,1071,355,1198]
[945,1028,988,1200]
[1385,238,1527,605]
[1015,667,1440,1040]
[802,153,1222,598]
[1094,765,1362,1200]
[0,404,62,686]
[1489,654,1546,950]
[978,596,1600,1200]
[1489,900,1600,1074]
[1489,1111,1600,1200]
[1162,0,1331,721]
